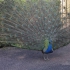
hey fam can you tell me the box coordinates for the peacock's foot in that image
[44,56,47,60]
[43,54,49,61]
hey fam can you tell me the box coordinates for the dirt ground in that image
[0,43,70,70]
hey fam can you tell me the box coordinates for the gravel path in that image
[0,43,70,70]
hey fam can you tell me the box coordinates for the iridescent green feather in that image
[43,39,49,52]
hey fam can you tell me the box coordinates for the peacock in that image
[42,39,53,60]
[0,0,70,60]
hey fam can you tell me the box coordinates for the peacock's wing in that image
[43,39,49,52]
[0,0,70,50]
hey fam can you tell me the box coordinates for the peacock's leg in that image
[43,54,49,60]
[47,55,49,60]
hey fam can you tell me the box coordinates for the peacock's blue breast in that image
[45,43,53,54]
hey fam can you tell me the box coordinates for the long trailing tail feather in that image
[0,0,70,50]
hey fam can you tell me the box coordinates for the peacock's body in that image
[0,0,70,54]
[42,39,53,54]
